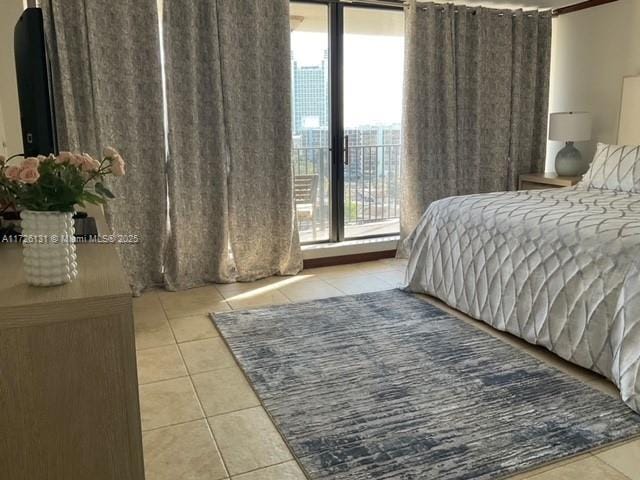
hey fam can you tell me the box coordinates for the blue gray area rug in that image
[212,290,640,480]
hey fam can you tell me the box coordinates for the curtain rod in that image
[413,9,545,16]
[304,0,612,21]
[339,0,405,7]
[337,0,607,18]
[339,0,550,16]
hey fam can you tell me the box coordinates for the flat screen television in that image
[14,7,58,157]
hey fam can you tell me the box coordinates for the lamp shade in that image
[549,112,592,142]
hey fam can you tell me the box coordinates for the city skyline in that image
[291,30,403,130]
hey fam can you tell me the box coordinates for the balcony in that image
[293,143,401,243]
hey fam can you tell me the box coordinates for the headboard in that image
[618,76,640,145]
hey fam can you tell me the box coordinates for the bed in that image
[405,72,640,411]
[406,78,640,412]
[404,185,640,412]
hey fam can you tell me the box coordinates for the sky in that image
[291,31,404,128]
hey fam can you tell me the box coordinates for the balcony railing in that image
[292,143,401,238]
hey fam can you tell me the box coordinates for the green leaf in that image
[95,182,115,199]
[81,191,107,205]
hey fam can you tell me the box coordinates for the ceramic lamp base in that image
[555,141,588,176]
[20,210,78,287]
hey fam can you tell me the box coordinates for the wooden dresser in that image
[0,212,144,480]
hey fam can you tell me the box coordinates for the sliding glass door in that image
[343,7,403,239]
[290,3,331,242]
[290,1,404,244]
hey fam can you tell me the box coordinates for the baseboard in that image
[303,249,396,268]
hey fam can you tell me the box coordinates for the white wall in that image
[547,0,640,172]
[0,0,26,156]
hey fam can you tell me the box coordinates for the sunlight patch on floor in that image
[224,275,314,302]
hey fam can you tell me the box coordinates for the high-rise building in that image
[292,50,328,135]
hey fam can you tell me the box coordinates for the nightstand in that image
[518,173,582,190]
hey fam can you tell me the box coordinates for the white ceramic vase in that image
[20,210,78,287]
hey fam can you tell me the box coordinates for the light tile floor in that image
[134,259,640,480]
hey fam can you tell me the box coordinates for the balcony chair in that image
[294,174,319,241]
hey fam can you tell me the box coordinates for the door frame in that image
[329,0,344,242]
[291,0,403,243]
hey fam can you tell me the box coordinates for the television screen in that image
[14,7,58,157]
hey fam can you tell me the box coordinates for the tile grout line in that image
[519,454,633,480]
[189,364,241,378]
[279,276,350,301]
[278,287,294,303]
[164,303,232,322]
[174,334,221,345]
[135,340,176,352]
[183,375,234,479]
[511,453,595,480]
[165,303,233,479]
[322,272,399,293]
[153,295,233,480]
[174,338,239,376]
[228,458,299,479]
[141,417,206,434]
[204,404,265,421]
[266,273,403,306]
[589,454,634,480]
[138,373,189,387]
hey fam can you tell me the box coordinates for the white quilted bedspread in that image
[405,187,640,412]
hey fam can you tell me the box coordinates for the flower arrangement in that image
[0,147,125,213]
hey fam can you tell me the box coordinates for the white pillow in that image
[580,142,640,192]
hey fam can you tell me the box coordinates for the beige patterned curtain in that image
[163,0,302,287]
[400,1,551,248]
[43,0,167,294]
[162,0,234,289]
[44,0,302,292]
[216,0,302,281]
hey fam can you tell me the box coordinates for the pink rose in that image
[4,165,21,181]
[111,155,125,177]
[22,157,40,169]
[70,154,85,167]
[18,167,40,184]
[81,154,101,172]
[103,146,119,159]
[56,151,74,164]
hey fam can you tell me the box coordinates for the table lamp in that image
[549,112,592,176]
